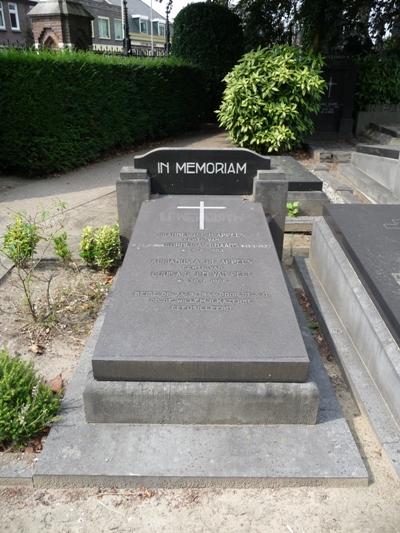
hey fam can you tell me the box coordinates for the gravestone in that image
[133,148,322,194]
[312,58,357,138]
[92,196,310,382]
[134,148,271,194]
[324,204,400,344]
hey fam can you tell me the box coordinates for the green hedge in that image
[0,50,206,175]
[356,54,400,110]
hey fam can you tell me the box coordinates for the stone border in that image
[28,277,367,488]
[295,219,400,477]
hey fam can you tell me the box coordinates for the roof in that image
[29,0,94,18]
[110,0,165,22]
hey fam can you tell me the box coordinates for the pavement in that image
[0,127,232,277]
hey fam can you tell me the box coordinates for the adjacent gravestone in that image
[324,204,400,344]
[312,58,357,138]
[92,196,310,382]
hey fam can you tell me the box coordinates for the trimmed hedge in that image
[0,50,206,175]
[356,54,400,110]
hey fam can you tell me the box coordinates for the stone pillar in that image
[117,167,150,250]
[253,168,288,260]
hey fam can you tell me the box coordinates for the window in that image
[114,18,123,40]
[8,2,19,31]
[98,17,110,39]
[139,18,147,33]
[0,2,5,29]
[158,23,165,37]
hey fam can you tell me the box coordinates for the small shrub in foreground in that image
[0,349,61,448]
[80,224,121,271]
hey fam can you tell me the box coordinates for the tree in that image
[235,0,297,51]
[172,2,243,112]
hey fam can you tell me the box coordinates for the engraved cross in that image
[327,76,337,98]
[177,201,226,230]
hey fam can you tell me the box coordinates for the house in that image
[0,0,169,54]
[0,0,35,46]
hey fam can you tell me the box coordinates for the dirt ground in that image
[1,258,400,532]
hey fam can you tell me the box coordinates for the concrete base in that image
[31,285,367,488]
[83,373,319,425]
[337,163,400,204]
[287,191,330,216]
[294,218,400,477]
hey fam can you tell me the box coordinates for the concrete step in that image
[338,163,400,204]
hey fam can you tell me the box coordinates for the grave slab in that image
[324,205,400,345]
[92,196,310,382]
[32,284,368,488]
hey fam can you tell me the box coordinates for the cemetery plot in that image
[92,196,310,382]
[324,204,400,344]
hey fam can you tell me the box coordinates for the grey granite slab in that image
[324,204,400,345]
[356,144,400,159]
[295,253,400,477]
[92,196,310,382]
[270,156,323,191]
[32,281,368,488]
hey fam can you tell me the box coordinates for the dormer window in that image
[139,18,147,33]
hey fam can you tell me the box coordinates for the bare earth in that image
[0,261,399,532]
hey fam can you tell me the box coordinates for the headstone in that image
[312,58,357,138]
[133,148,323,194]
[324,204,400,344]
[92,196,310,382]
[134,148,271,195]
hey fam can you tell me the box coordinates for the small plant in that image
[80,224,121,272]
[0,348,61,448]
[217,45,325,153]
[0,203,70,321]
[287,201,300,218]
[2,214,40,267]
[53,231,72,264]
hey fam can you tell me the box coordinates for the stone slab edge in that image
[27,276,368,488]
[294,255,400,478]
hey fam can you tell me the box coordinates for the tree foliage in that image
[217,46,325,153]
[172,2,243,111]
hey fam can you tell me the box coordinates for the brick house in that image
[0,0,35,46]
[0,0,169,54]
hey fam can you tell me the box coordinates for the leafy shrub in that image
[173,2,243,112]
[356,54,400,110]
[53,231,72,264]
[79,227,97,267]
[2,215,40,267]
[0,349,61,448]
[0,50,206,175]
[80,224,121,271]
[217,46,325,153]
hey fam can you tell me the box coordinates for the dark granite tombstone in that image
[324,204,400,344]
[92,196,310,382]
[313,58,357,138]
[133,148,322,194]
[134,148,271,195]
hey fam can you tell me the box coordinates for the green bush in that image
[356,54,400,110]
[80,224,121,271]
[0,50,206,175]
[217,46,325,153]
[0,349,61,448]
[2,214,40,267]
[172,2,243,112]
[53,231,72,264]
